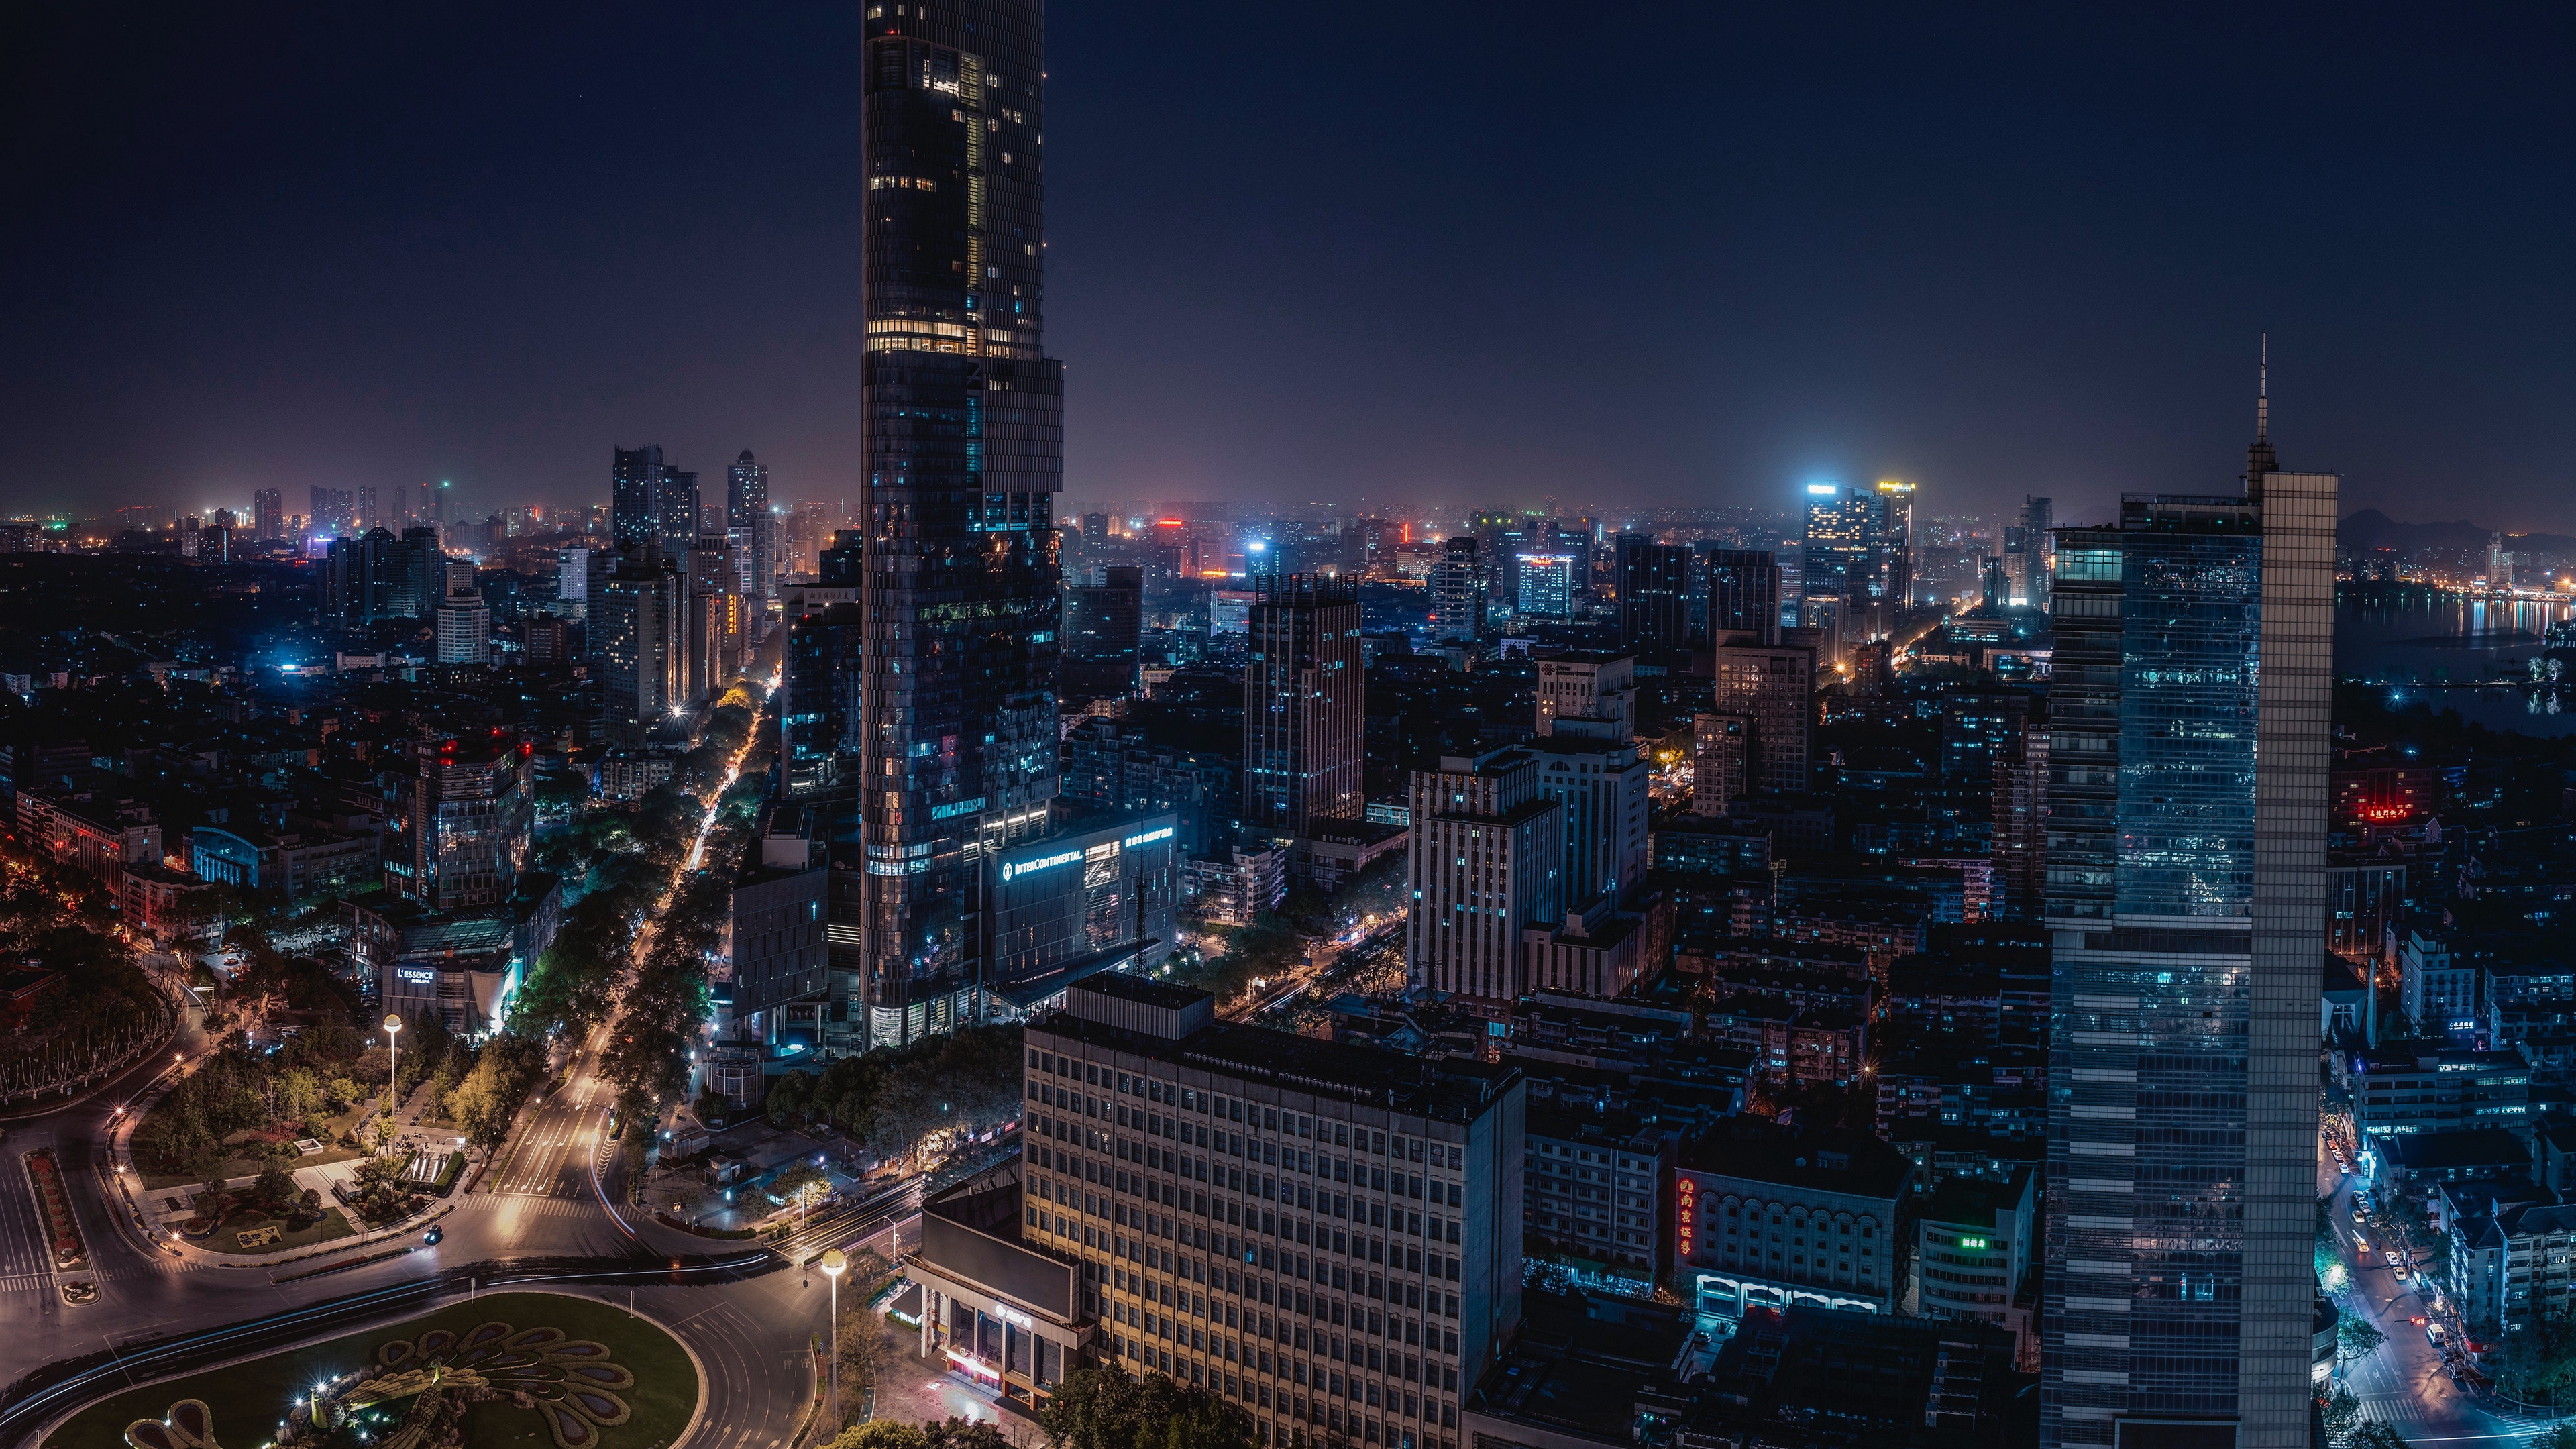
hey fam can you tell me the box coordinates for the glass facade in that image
[2044,484,2333,1449]
[857,0,1064,1046]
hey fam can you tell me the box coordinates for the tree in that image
[2338,1315,2387,1365]
[834,1309,890,1432]
[2347,1423,2409,1449]
[252,1161,297,1211]
[770,1161,833,1215]
[923,1421,1011,1449]
[826,1426,926,1449]
[1040,1361,1258,1449]
[2530,1426,2576,1449]
[2319,1383,2359,1443]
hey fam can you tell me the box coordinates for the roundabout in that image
[40,1291,702,1449]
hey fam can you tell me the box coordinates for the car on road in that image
[2393,1264,2409,1280]
[2428,1323,2445,1346]
[423,1225,443,1246]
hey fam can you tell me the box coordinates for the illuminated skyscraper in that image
[1613,535,1688,655]
[2041,375,2335,1449]
[1701,549,1780,646]
[727,449,775,602]
[1243,574,1363,840]
[855,0,1065,1046]
[1515,553,1576,621]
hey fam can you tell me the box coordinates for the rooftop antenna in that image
[2257,333,2269,444]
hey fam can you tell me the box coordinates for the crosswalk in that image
[460,1193,607,1220]
[0,1271,51,1295]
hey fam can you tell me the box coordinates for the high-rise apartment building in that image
[1711,640,1815,796]
[1875,480,1916,604]
[932,973,1522,1446]
[1991,720,2047,921]
[2041,387,2335,1449]
[611,445,699,555]
[1613,535,1689,657]
[1692,713,1748,816]
[593,545,686,747]
[1702,549,1781,646]
[1405,749,1564,1016]
[388,733,531,911]
[727,449,776,602]
[1800,484,1885,608]
[1526,733,1649,911]
[434,568,491,665]
[553,547,590,623]
[253,488,284,542]
[854,0,1067,1046]
[309,486,356,535]
[686,535,746,701]
[1062,565,1144,706]
[2019,496,2054,607]
[1244,574,1364,841]
[1429,538,1485,643]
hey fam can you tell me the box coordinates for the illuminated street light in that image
[820,1248,848,1430]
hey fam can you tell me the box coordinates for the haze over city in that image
[10,4,2576,527]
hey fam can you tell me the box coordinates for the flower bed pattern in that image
[23,1148,87,1270]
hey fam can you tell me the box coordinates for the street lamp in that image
[383,1015,403,1149]
[820,1248,847,1432]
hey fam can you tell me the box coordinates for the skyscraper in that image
[782,602,863,798]
[1430,537,1485,643]
[727,449,775,602]
[1405,749,1563,1016]
[252,488,284,542]
[1061,564,1142,706]
[1711,639,1814,796]
[854,0,1066,1046]
[593,544,686,746]
[1799,484,1884,610]
[1702,549,1780,645]
[1876,480,1916,604]
[2041,378,2334,1449]
[612,445,665,551]
[1243,574,1363,841]
[1514,553,1576,621]
[1613,535,1688,656]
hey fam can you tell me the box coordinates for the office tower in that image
[1405,748,1564,1015]
[1703,549,1780,645]
[727,449,775,601]
[780,602,863,797]
[593,544,686,746]
[434,568,491,665]
[1148,517,1198,580]
[1244,574,1364,841]
[687,535,745,700]
[389,733,531,910]
[1613,535,1688,656]
[1430,537,1485,642]
[525,613,572,669]
[1081,511,1108,543]
[1801,484,1885,606]
[357,484,380,531]
[1533,652,1633,738]
[854,0,1066,1046]
[1711,639,1815,796]
[1526,733,1650,910]
[252,488,284,541]
[1875,480,1917,603]
[1692,714,1748,817]
[1990,719,2047,921]
[951,975,1523,1449]
[1940,691,2035,784]
[818,527,864,587]
[554,547,590,623]
[2041,381,2336,1449]
[2020,496,2053,606]
[1061,564,1143,706]
[1514,553,1576,621]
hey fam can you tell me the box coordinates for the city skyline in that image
[11,7,2576,527]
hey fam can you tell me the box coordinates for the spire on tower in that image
[2246,333,2279,488]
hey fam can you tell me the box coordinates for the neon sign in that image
[1122,826,1173,849]
[398,969,435,985]
[930,797,986,820]
[1002,847,1084,882]
[1676,1177,1697,1258]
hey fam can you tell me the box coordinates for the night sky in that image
[7,3,2573,529]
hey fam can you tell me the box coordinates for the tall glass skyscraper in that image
[2042,398,2335,1449]
[855,0,1064,1048]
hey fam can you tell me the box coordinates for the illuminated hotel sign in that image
[1122,826,1173,849]
[1001,847,1085,883]
[930,796,986,820]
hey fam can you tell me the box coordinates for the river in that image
[2334,586,2576,735]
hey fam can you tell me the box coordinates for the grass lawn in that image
[138,1140,366,1192]
[45,1290,700,1449]
[192,1205,358,1256]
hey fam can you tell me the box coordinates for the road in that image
[0,672,910,1448]
[2322,1130,2545,1444]
[1224,919,1402,1023]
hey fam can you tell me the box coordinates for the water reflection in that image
[2336,587,2576,735]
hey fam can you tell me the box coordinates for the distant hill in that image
[2339,508,2576,556]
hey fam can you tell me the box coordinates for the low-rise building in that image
[1673,1118,1909,1325]
[1909,1166,2036,1366]
[2449,1200,2576,1335]
[2352,1045,2531,1145]
[1523,1106,1679,1283]
[1189,843,1287,926]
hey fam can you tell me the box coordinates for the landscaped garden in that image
[175,1161,357,1254]
[46,1290,700,1448]
[21,1147,87,1271]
